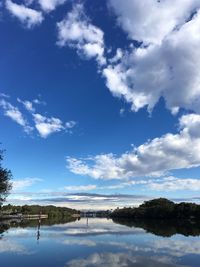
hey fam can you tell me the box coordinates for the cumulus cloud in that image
[54,1,200,114]
[103,1,200,113]
[0,99,33,133]
[109,0,200,45]
[38,0,67,12]
[6,0,43,28]
[57,4,106,66]
[12,178,43,191]
[66,113,200,179]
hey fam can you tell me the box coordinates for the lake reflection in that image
[0,217,200,267]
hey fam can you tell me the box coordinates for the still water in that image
[1,217,200,267]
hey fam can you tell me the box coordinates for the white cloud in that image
[38,0,67,12]
[103,2,200,113]
[100,184,127,190]
[55,2,200,115]
[17,97,47,112]
[63,182,144,192]
[66,252,177,267]
[6,0,43,28]
[57,4,106,66]
[33,113,76,138]
[0,97,76,138]
[153,239,200,257]
[65,120,76,129]
[66,113,200,179]
[33,113,64,138]
[63,185,97,191]
[109,0,200,45]
[0,240,28,254]
[147,176,200,191]
[12,178,42,191]
[63,239,96,247]
[33,98,46,105]
[119,108,125,116]
[0,99,33,133]
[7,191,152,209]
[0,93,10,98]
[17,98,35,112]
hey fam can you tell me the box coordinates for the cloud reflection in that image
[66,252,183,267]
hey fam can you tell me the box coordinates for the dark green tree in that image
[0,150,12,206]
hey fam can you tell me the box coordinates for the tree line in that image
[1,204,79,218]
[111,198,200,220]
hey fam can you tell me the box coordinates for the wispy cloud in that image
[7,190,200,210]
[63,185,97,191]
[12,177,43,191]
[17,98,35,112]
[6,0,43,28]
[33,113,76,138]
[147,176,200,192]
[0,96,76,138]
[0,99,33,133]
[7,192,150,210]
[0,93,10,98]
[65,120,76,129]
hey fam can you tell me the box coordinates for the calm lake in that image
[1,217,200,267]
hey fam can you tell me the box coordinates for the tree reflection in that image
[0,222,9,238]
[112,217,200,237]
[0,216,77,240]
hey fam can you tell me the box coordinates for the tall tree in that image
[0,150,12,206]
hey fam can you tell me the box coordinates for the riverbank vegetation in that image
[0,204,80,218]
[0,150,12,206]
[111,198,200,220]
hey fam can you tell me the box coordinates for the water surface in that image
[1,218,200,267]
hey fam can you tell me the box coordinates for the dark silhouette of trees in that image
[111,198,200,220]
[0,150,12,206]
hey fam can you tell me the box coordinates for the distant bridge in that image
[80,210,111,218]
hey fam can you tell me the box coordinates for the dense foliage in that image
[111,198,200,220]
[0,150,12,205]
[1,204,80,218]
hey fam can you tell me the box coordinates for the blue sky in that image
[1,0,200,209]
